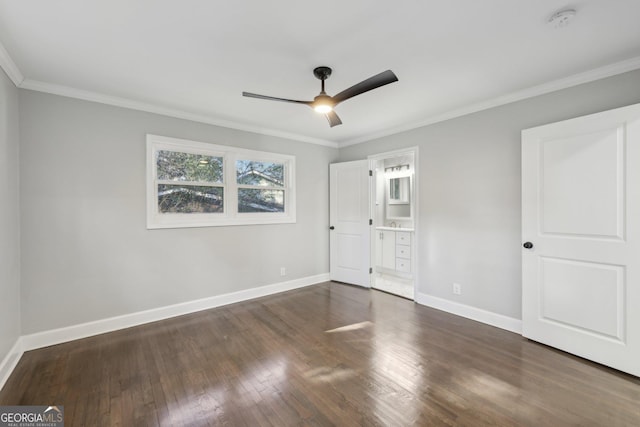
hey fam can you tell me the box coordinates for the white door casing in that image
[522,102,640,377]
[329,160,371,287]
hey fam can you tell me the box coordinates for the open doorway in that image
[369,148,418,299]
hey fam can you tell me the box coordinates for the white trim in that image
[367,146,420,161]
[368,147,419,301]
[0,40,24,86]
[0,338,24,392]
[21,273,329,352]
[416,292,522,334]
[340,56,640,147]
[18,79,338,148]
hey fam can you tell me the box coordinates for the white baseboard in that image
[0,337,24,392]
[415,292,522,334]
[21,273,329,352]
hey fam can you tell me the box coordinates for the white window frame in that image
[147,134,296,229]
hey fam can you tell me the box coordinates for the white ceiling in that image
[1,1,640,147]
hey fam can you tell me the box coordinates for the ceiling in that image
[1,1,640,147]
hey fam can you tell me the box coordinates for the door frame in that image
[368,147,419,296]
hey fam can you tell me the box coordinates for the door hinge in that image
[369,170,373,176]
[369,267,373,274]
[369,219,373,225]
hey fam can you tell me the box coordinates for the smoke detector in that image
[548,9,577,28]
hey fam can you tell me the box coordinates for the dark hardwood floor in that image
[1,282,639,426]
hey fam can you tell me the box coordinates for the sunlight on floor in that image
[325,321,373,333]
[303,366,358,383]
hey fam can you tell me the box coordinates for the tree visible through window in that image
[236,160,285,213]
[147,135,296,228]
[157,151,224,213]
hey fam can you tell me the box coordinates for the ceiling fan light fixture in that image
[313,93,334,114]
[314,103,333,114]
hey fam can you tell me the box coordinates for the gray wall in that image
[12,68,640,336]
[338,69,640,319]
[19,91,338,334]
[0,69,20,360]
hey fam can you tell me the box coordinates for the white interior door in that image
[330,160,370,287]
[522,102,640,377]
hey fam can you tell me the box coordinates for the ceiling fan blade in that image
[326,111,342,127]
[242,92,312,105]
[332,70,398,105]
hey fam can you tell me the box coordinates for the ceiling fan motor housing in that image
[313,66,332,81]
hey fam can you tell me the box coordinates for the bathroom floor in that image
[373,272,414,300]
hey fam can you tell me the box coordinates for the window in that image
[147,135,295,228]
[157,151,224,214]
[236,160,285,213]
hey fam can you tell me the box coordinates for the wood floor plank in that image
[1,282,639,426]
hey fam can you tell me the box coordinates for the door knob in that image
[523,242,533,249]
[329,226,335,230]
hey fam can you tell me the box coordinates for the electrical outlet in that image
[452,283,462,295]
[280,267,286,276]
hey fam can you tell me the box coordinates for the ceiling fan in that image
[242,66,398,127]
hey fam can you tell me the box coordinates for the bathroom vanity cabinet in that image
[375,228,412,275]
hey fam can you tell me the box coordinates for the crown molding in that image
[0,40,24,86]
[339,55,640,147]
[5,32,640,151]
[19,79,339,148]
[0,39,337,147]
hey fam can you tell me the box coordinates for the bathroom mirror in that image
[388,176,410,204]
[386,175,412,220]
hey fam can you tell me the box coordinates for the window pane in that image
[158,184,223,213]
[236,160,284,187]
[238,188,284,213]
[157,151,223,183]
